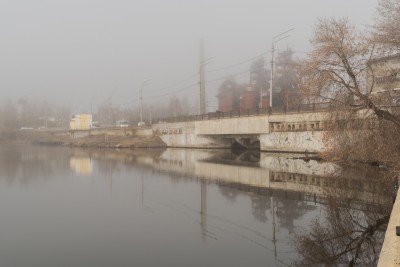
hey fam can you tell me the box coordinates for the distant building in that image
[217,79,243,112]
[217,87,234,112]
[70,114,92,129]
[217,51,300,112]
[368,53,400,105]
[369,53,400,92]
[239,85,258,110]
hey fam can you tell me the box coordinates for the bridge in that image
[67,104,375,153]
[153,106,329,153]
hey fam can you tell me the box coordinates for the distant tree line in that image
[0,98,70,132]
[0,95,196,132]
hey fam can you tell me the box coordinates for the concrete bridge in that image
[68,106,371,153]
[153,108,328,153]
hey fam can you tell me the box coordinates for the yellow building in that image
[69,114,93,129]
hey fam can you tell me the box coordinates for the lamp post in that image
[108,91,116,127]
[269,28,294,111]
[140,79,152,126]
[90,96,97,115]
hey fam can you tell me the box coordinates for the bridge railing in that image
[155,103,330,124]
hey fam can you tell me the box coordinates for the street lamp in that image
[269,28,295,111]
[90,96,97,115]
[108,91,116,127]
[140,79,152,126]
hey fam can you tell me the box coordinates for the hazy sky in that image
[0,0,378,113]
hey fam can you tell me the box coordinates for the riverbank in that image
[66,133,166,148]
[0,129,167,149]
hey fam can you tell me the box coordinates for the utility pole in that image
[198,40,215,115]
[269,28,294,111]
[140,79,152,126]
[109,95,112,126]
[149,106,152,125]
[140,87,143,124]
[90,96,96,116]
[260,86,263,109]
[199,39,206,115]
[174,100,177,118]
[269,44,275,110]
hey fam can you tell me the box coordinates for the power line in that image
[206,52,268,73]
[143,82,198,99]
[275,49,308,54]
[140,50,270,96]
[111,94,141,107]
[101,48,303,106]
[205,69,249,84]
[112,68,250,103]
[143,69,250,100]
[144,73,198,93]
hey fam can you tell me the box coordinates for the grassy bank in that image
[0,129,166,149]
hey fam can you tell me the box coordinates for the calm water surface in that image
[0,145,392,267]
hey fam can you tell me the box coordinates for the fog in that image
[0,0,377,114]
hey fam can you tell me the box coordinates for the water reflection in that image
[0,145,393,267]
[0,145,71,184]
[70,157,93,176]
[94,148,393,266]
[294,196,389,267]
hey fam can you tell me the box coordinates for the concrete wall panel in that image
[260,131,325,153]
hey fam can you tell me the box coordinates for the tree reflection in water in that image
[274,191,317,233]
[293,170,394,267]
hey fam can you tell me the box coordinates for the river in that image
[0,145,393,267]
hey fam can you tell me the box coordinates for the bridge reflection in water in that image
[0,145,392,266]
[139,149,388,206]
[71,148,392,266]
[135,148,392,266]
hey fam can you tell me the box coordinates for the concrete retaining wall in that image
[159,133,232,148]
[153,121,232,148]
[260,131,325,153]
[377,188,400,267]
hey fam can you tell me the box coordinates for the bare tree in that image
[300,17,400,166]
[374,0,400,52]
[301,18,400,124]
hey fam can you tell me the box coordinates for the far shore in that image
[0,129,167,149]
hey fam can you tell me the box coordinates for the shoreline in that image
[0,129,167,149]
